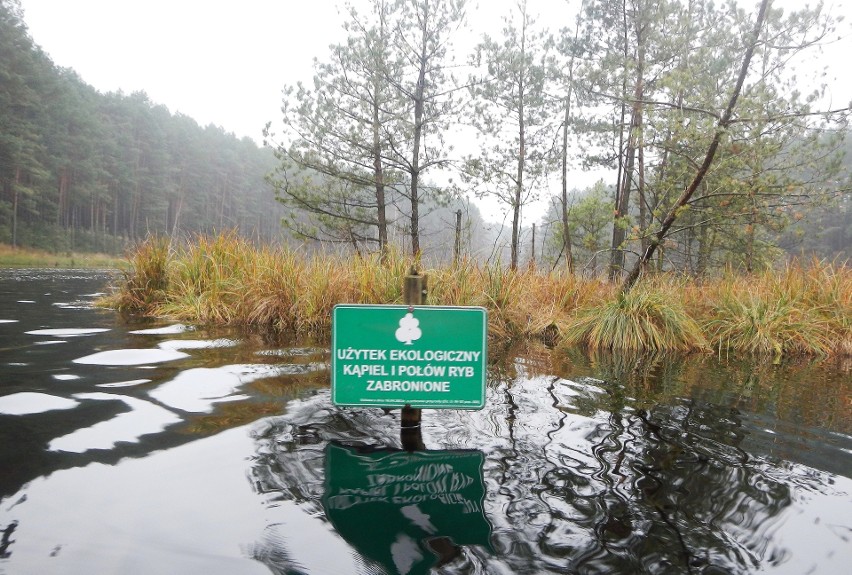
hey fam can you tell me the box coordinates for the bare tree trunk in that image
[609,0,630,279]
[408,9,429,259]
[560,97,574,274]
[372,10,389,259]
[560,12,581,274]
[638,118,647,255]
[11,168,20,248]
[529,222,536,268]
[112,185,119,252]
[511,17,528,271]
[511,81,525,270]
[373,92,388,258]
[130,183,140,241]
[454,209,462,264]
[610,111,636,278]
[696,221,714,275]
[621,0,771,292]
[171,194,184,238]
[610,1,643,280]
[57,167,69,226]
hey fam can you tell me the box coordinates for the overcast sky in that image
[16,0,852,223]
[19,0,345,142]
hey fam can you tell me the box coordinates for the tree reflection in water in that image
[246,345,849,574]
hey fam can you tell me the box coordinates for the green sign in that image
[332,305,487,409]
[322,443,492,575]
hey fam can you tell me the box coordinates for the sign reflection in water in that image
[322,443,492,575]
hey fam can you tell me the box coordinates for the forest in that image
[0,0,286,254]
[266,0,851,283]
[1,0,850,278]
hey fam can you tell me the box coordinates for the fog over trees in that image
[0,1,291,253]
[2,0,849,273]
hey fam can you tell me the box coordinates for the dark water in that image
[0,269,850,574]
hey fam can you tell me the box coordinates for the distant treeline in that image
[0,0,285,254]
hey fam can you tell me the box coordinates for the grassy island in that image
[102,234,851,359]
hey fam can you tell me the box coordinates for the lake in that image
[0,269,849,574]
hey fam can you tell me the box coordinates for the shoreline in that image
[0,244,127,270]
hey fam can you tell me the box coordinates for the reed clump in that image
[700,260,851,358]
[557,277,708,352]
[104,234,851,359]
[110,236,171,315]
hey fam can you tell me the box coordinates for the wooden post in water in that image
[454,209,462,264]
[401,267,426,451]
[530,223,536,268]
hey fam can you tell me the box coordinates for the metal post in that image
[401,268,425,451]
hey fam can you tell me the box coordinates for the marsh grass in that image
[105,234,851,358]
[109,236,170,315]
[558,278,708,352]
[702,260,850,358]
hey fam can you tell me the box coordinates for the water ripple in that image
[73,348,189,365]
[48,393,181,453]
[0,392,79,415]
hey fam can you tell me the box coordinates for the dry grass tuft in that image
[701,260,850,358]
[558,277,708,352]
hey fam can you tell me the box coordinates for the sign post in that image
[401,271,425,442]
[327,274,492,561]
[331,304,487,410]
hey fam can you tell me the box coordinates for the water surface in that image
[0,269,849,574]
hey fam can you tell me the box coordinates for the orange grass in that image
[103,235,851,358]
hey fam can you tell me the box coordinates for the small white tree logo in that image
[395,312,422,345]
